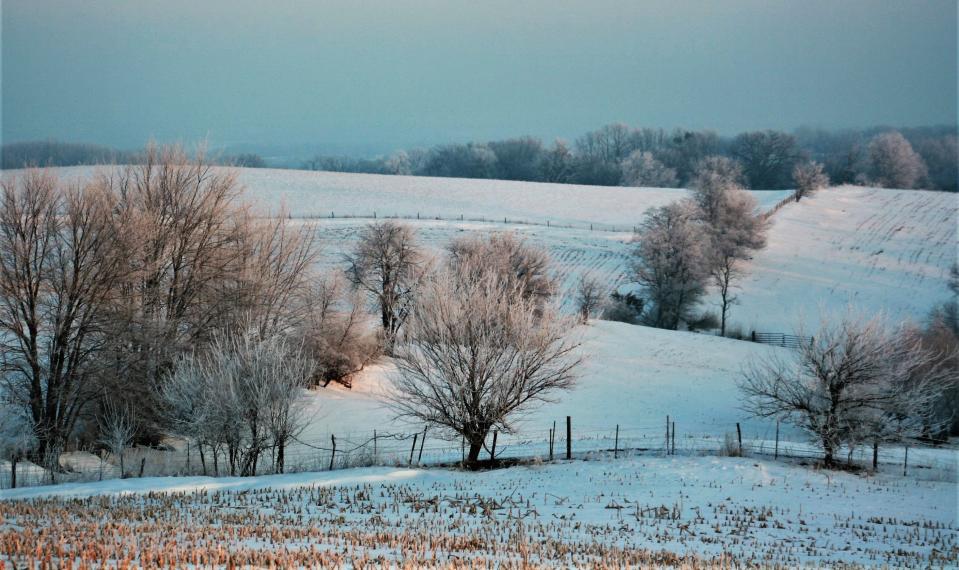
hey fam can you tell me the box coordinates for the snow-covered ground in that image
[20,165,790,228]
[1,455,955,567]
[733,186,957,334]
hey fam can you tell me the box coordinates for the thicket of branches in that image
[390,244,579,466]
[0,146,376,479]
[740,315,956,466]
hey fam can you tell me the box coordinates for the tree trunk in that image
[277,441,285,474]
[10,457,17,489]
[872,440,879,471]
[466,440,484,465]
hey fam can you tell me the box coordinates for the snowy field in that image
[733,186,958,334]
[1,455,956,568]
[22,165,790,228]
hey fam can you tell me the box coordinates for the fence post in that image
[186,441,191,475]
[490,430,498,461]
[330,435,336,471]
[903,445,909,477]
[418,427,427,464]
[138,457,146,478]
[736,423,743,455]
[549,421,556,461]
[751,330,756,342]
[566,416,572,460]
[872,440,879,471]
[774,421,780,460]
[461,436,465,465]
[373,429,377,459]
[666,416,670,454]
[614,425,619,459]
[409,434,418,466]
[671,421,676,455]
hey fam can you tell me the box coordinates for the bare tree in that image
[539,139,574,183]
[867,131,928,189]
[299,274,380,388]
[731,130,802,189]
[447,232,555,306]
[792,161,829,201]
[575,273,606,323]
[621,150,679,188]
[390,268,581,465]
[96,399,138,476]
[739,315,954,466]
[631,202,708,330]
[345,221,424,352]
[0,170,128,461]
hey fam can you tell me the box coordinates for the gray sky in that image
[3,0,956,155]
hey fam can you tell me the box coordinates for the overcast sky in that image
[3,0,956,155]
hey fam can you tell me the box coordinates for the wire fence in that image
[3,417,955,491]
[282,211,638,233]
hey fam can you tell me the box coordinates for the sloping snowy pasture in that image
[732,186,958,334]
[1,455,955,568]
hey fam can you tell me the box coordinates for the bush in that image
[687,312,720,332]
[601,292,645,324]
[719,432,743,457]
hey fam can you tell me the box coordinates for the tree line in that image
[5,124,955,192]
[303,124,956,191]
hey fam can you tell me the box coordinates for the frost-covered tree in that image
[0,402,37,488]
[867,131,928,189]
[346,221,425,352]
[792,161,829,201]
[739,315,954,466]
[160,329,314,476]
[689,156,744,225]
[447,232,555,306]
[96,399,138,476]
[706,190,767,335]
[621,150,679,188]
[390,268,580,465]
[383,151,412,175]
[575,273,606,323]
[631,202,708,330]
[688,158,767,334]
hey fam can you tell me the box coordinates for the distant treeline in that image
[304,124,957,191]
[4,124,956,191]
[0,140,267,170]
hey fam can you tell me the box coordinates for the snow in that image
[2,454,955,567]
[7,165,792,228]
[733,186,958,334]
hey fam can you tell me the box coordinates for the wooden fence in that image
[750,331,813,349]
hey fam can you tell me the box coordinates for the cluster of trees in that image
[0,146,379,481]
[304,124,956,191]
[0,153,582,477]
[344,224,580,465]
[1,140,268,171]
[611,157,769,334]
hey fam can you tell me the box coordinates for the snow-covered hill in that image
[732,186,957,334]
